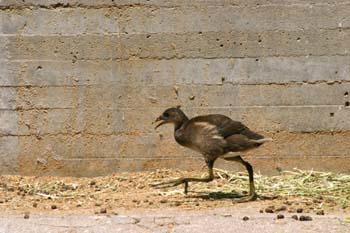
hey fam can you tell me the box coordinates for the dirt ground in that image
[0,169,349,218]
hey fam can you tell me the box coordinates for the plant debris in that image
[0,168,348,214]
[213,168,350,210]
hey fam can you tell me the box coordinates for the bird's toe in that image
[149,178,185,189]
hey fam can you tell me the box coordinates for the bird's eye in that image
[163,113,170,118]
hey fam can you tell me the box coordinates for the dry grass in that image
[213,168,350,208]
[0,169,349,213]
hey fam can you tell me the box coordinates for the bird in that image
[151,106,272,201]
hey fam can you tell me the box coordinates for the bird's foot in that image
[150,177,189,194]
[233,192,258,203]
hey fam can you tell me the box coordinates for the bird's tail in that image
[250,137,273,144]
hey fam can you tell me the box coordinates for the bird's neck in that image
[174,114,189,131]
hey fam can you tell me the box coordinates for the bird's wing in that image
[188,114,263,140]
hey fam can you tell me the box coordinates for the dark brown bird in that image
[151,107,272,201]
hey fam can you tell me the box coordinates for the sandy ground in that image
[0,169,349,232]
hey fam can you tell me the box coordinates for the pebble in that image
[277,214,285,219]
[100,208,107,214]
[291,215,298,220]
[299,215,313,221]
[51,204,57,210]
[316,210,325,215]
[89,180,96,186]
[265,207,274,213]
[242,216,249,221]
[296,208,303,213]
[174,202,181,206]
[95,202,102,207]
[24,212,30,219]
[32,202,38,208]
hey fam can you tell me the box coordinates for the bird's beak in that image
[153,116,167,129]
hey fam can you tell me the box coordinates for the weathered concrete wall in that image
[1,0,350,176]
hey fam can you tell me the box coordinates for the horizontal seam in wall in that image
[1,25,350,36]
[0,81,349,88]
[1,2,350,10]
[0,105,347,111]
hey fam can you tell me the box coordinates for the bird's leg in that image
[223,155,257,201]
[150,160,215,194]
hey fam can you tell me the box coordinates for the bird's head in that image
[154,107,188,129]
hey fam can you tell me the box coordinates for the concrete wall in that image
[1,0,350,176]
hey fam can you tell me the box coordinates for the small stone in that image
[259,209,264,213]
[111,211,118,215]
[265,207,274,213]
[283,200,292,205]
[24,212,30,219]
[299,215,312,221]
[89,180,96,186]
[242,216,249,221]
[76,204,82,207]
[100,208,107,214]
[95,202,102,207]
[32,202,38,208]
[174,202,181,206]
[277,214,284,219]
[316,210,325,215]
[296,208,303,213]
[291,215,298,220]
[160,199,167,204]
[188,95,195,100]
[51,204,57,210]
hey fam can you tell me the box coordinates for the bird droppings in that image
[51,204,57,210]
[277,214,284,219]
[299,215,313,221]
[242,216,249,221]
[291,215,299,220]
